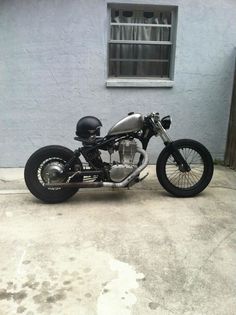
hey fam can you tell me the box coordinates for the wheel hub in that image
[41,161,65,184]
[179,164,191,172]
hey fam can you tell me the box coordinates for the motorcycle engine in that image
[109,140,137,182]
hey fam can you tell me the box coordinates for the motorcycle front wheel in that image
[156,139,214,197]
[24,145,82,203]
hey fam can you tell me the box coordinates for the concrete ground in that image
[0,166,236,315]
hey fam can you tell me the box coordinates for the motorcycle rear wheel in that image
[156,139,214,197]
[24,145,82,203]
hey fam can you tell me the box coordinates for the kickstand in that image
[128,172,149,188]
[139,172,149,182]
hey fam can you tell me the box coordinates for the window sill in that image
[106,78,174,88]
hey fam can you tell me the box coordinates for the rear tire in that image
[156,139,214,197]
[24,145,82,203]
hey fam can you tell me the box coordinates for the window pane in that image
[109,44,170,77]
[109,43,170,61]
[111,9,171,25]
[110,25,171,42]
[109,60,170,77]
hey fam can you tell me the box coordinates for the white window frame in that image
[106,4,178,88]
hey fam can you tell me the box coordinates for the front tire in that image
[156,139,214,197]
[24,145,82,203]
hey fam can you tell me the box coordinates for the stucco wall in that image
[0,0,236,166]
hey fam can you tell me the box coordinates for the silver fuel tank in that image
[107,113,144,136]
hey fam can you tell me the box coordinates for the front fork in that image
[157,121,191,172]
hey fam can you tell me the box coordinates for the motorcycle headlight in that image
[161,115,171,130]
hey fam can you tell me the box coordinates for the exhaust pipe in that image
[45,147,148,189]
[46,182,103,188]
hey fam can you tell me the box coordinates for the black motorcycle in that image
[24,112,214,203]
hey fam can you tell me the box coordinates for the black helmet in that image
[76,116,102,139]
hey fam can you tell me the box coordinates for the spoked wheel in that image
[24,145,83,203]
[156,139,214,197]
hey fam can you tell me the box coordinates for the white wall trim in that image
[106,78,174,87]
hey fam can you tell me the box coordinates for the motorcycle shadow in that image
[71,189,134,204]
[68,188,192,204]
[27,187,208,206]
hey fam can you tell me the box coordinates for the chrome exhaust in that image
[46,182,103,188]
[45,147,148,189]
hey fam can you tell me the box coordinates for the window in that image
[107,5,177,87]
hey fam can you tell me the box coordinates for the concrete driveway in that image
[0,166,236,315]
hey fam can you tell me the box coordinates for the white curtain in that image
[110,10,170,77]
